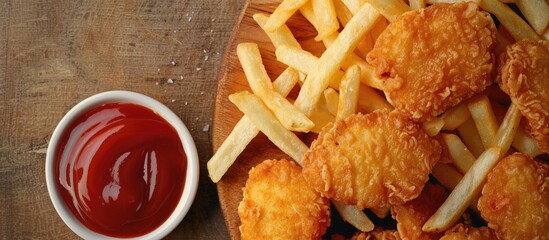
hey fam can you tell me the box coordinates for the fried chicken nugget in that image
[238,159,330,240]
[302,110,441,209]
[391,183,448,240]
[497,40,549,153]
[477,153,549,240]
[351,229,401,240]
[366,3,496,122]
[440,223,497,240]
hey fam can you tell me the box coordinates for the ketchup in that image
[55,103,186,238]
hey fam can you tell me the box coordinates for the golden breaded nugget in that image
[351,229,401,240]
[238,159,330,240]
[440,223,497,240]
[367,3,496,122]
[392,183,447,240]
[477,153,549,240]
[497,40,549,153]
[302,110,441,209]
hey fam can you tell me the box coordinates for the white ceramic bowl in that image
[45,90,199,239]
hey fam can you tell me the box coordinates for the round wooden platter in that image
[212,0,333,239]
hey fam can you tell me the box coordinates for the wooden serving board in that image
[212,0,338,239]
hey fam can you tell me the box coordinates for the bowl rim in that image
[45,90,199,240]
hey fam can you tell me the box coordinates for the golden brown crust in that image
[366,3,496,122]
[477,153,549,240]
[391,183,447,240]
[238,159,330,240]
[440,223,497,240]
[302,110,441,209]
[351,229,401,240]
[497,40,549,153]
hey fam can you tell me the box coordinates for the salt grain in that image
[155,82,159,85]
[167,78,174,84]
[171,99,176,103]
[185,101,188,105]
[196,67,202,71]
[180,75,184,80]
[170,60,177,66]
[200,91,204,95]
[202,124,210,132]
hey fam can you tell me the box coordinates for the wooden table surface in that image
[0,0,246,238]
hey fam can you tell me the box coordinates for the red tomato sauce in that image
[55,103,186,238]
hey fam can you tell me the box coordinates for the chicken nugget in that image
[391,183,448,240]
[302,110,441,209]
[366,3,496,122]
[477,153,549,240]
[440,223,496,240]
[351,229,401,240]
[497,40,549,153]
[238,159,330,240]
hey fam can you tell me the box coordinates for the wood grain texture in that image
[0,0,246,238]
[212,0,327,239]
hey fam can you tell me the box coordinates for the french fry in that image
[371,207,390,219]
[253,13,302,50]
[424,101,472,136]
[332,200,375,232]
[337,65,360,120]
[410,0,426,9]
[440,102,471,130]
[480,0,541,40]
[334,0,376,58]
[442,133,476,174]
[254,13,307,82]
[426,0,481,4]
[515,0,549,35]
[341,0,366,13]
[431,163,481,214]
[423,146,502,232]
[431,163,463,191]
[491,102,543,157]
[357,84,394,113]
[228,91,309,165]
[311,0,340,41]
[324,88,340,116]
[467,95,499,149]
[294,2,381,116]
[237,43,314,132]
[334,0,354,26]
[457,117,485,158]
[276,45,390,111]
[276,45,343,89]
[310,110,336,133]
[369,15,388,43]
[279,42,385,90]
[300,1,321,32]
[366,0,411,22]
[272,68,300,97]
[424,102,521,232]
[493,103,522,152]
[423,118,444,137]
[263,0,310,32]
[207,68,299,182]
[321,32,385,90]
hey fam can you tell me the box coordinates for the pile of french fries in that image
[208,0,548,234]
